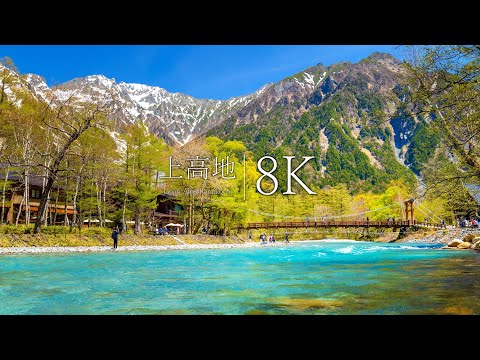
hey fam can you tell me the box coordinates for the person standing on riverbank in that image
[285,234,289,243]
[112,227,119,249]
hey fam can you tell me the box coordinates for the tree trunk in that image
[96,181,102,227]
[70,175,80,233]
[26,173,30,225]
[63,172,69,226]
[6,192,15,225]
[122,188,127,233]
[34,175,56,233]
[77,177,84,233]
[24,170,30,225]
[223,209,226,236]
[188,199,193,235]
[207,207,212,234]
[15,195,24,226]
[0,69,6,104]
[183,208,187,235]
[1,166,9,224]
[102,179,107,225]
[134,205,140,235]
[43,197,49,227]
[42,160,49,227]
[53,187,59,225]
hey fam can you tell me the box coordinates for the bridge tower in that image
[404,199,414,225]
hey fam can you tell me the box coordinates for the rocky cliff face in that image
[210,53,406,139]
[207,52,434,191]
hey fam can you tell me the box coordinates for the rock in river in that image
[447,239,463,247]
[457,242,473,249]
[463,234,475,243]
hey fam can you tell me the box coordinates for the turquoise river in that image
[1,240,480,314]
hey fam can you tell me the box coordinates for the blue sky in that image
[1,45,400,100]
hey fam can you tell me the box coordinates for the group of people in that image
[157,227,170,235]
[259,234,276,244]
[257,233,289,245]
[386,217,396,225]
[459,218,480,228]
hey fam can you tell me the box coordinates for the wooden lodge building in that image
[153,194,182,227]
[0,165,182,228]
[0,170,76,225]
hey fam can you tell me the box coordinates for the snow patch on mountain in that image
[22,73,273,146]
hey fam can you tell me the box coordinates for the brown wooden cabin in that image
[152,194,182,228]
[0,169,76,225]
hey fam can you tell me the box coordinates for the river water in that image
[1,240,479,314]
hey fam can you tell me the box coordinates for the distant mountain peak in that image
[19,70,268,146]
[12,51,405,150]
[205,52,429,192]
[364,52,400,64]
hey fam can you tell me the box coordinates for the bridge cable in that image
[243,199,407,221]
[209,196,412,222]
[415,203,442,223]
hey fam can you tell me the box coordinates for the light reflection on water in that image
[1,241,479,314]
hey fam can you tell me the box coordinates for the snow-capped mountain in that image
[2,53,435,193]
[23,73,271,145]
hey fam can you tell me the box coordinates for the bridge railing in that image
[414,220,445,228]
[241,220,422,230]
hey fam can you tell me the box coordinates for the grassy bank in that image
[0,225,246,247]
[0,224,410,247]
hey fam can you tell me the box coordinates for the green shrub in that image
[41,226,71,235]
[82,227,111,237]
[0,224,34,234]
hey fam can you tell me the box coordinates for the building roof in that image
[0,171,47,188]
[0,164,66,189]
[157,193,178,200]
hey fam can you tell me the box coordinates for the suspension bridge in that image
[241,219,443,230]
[237,199,446,231]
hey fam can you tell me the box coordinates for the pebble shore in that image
[0,241,289,255]
[397,228,480,244]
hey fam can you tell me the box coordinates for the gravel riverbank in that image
[0,241,291,254]
[398,227,480,244]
